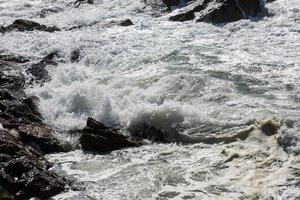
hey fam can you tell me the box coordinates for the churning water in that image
[1,0,300,199]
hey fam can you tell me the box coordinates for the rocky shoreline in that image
[3,0,298,199]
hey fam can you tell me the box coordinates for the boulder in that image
[79,118,142,153]
[0,19,60,33]
[168,0,265,23]
[0,90,67,154]
[0,129,67,200]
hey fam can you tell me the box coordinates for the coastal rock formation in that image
[144,0,266,23]
[0,19,60,33]
[0,54,69,199]
[79,118,142,153]
[0,129,67,200]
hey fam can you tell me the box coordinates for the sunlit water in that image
[1,0,300,199]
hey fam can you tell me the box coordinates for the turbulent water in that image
[1,0,300,199]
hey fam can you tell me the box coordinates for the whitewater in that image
[1,0,300,199]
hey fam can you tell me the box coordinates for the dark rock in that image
[130,123,165,142]
[68,0,94,8]
[79,118,142,153]
[18,124,66,154]
[0,90,15,101]
[71,49,80,63]
[0,71,25,93]
[196,0,263,23]
[0,90,67,154]
[168,0,265,23]
[22,96,41,117]
[119,19,134,26]
[0,129,67,199]
[0,19,60,33]
[0,55,30,63]
[27,51,59,83]
[163,0,181,8]
[258,119,279,136]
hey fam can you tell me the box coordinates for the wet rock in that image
[27,51,59,83]
[257,119,280,136]
[79,118,142,153]
[119,19,134,26]
[70,49,80,63]
[196,0,263,23]
[169,0,265,23]
[143,0,172,17]
[0,19,60,33]
[18,124,66,154]
[67,0,94,8]
[0,71,25,93]
[0,90,66,154]
[169,0,206,21]
[130,123,165,142]
[0,55,30,63]
[0,129,67,199]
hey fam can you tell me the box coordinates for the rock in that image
[169,0,208,21]
[67,0,94,8]
[0,19,60,33]
[0,55,30,63]
[79,118,142,153]
[168,0,265,23]
[143,0,172,17]
[70,49,80,63]
[130,123,165,142]
[0,90,67,154]
[27,51,59,83]
[18,124,66,154]
[119,19,134,26]
[0,129,67,199]
[0,71,25,94]
[257,119,280,136]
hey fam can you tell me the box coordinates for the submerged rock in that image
[79,118,142,153]
[143,0,172,17]
[0,129,67,199]
[130,123,166,142]
[0,19,60,33]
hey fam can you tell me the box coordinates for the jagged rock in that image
[79,118,142,153]
[18,124,66,154]
[169,0,265,23]
[119,19,134,26]
[0,129,67,200]
[27,51,59,83]
[0,19,60,33]
[0,90,67,154]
